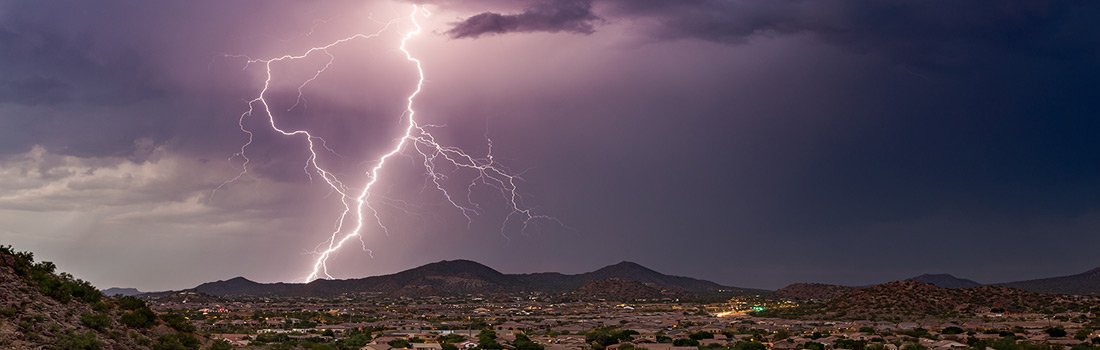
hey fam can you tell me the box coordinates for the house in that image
[213,334,251,347]
[412,343,444,350]
[633,343,698,350]
[930,340,968,350]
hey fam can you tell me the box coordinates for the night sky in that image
[1,0,1099,291]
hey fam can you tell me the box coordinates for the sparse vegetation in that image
[152,333,202,350]
[57,331,103,350]
[79,312,111,332]
[690,330,716,340]
[733,341,768,350]
[1046,327,1068,338]
[207,341,233,350]
[118,296,158,329]
[943,326,965,335]
[1,245,102,304]
[477,329,503,350]
[586,327,638,349]
[514,333,545,350]
[161,312,196,332]
[673,338,700,346]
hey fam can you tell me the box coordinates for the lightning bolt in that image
[215,4,562,283]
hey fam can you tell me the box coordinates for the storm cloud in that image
[444,0,600,38]
[446,0,1100,69]
[1,0,1099,291]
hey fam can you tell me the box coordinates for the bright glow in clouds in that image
[216,5,561,282]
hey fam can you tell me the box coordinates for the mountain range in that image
[180,260,762,299]
[997,266,1100,294]
[141,261,1100,299]
[102,287,143,296]
[774,267,1100,299]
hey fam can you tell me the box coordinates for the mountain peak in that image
[193,276,264,296]
[410,259,503,275]
[612,261,647,268]
[101,287,142,296]
[594,261,659,275]
[225,276,255,283]
[906,273,981,289]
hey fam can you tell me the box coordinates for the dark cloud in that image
[445,0,1100,70]
[445,0,600,38]
[0,76,70,106]
[611,1,1099,68]
[0,25,164,107]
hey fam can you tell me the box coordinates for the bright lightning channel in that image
[216,5,561,283]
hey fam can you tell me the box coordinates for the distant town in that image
[4,246,1100,350]
[149,289,1100,350]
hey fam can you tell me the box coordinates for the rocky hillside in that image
[0,245,220,349]
[761,280,1092,320]
[775,283,856,300]
[999,266,1100,295]
[570,278,678,301]
[907,273,982,288]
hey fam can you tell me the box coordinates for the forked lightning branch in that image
[215,5,560,282]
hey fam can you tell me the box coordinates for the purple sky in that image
[1,0,1099,291]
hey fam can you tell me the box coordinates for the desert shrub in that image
[942,327,965,335]
[690,331,716,340]
[585,327,637,348]
[514,333,545,350]
[208,341,234,350]
[803,342,825,350]
[80,312,111,332]
[153,333,201,350]
[118,296,147,310]
[161,312,196,332]
[734,341,768,350]
[337,329,372,347]
[835,338,868,350]
[673,339,699,347]
[91,301,110,312]
[0,305,17,317]
[1046,328,1068,338]
[57,331,102,350]
[121,307,157,329]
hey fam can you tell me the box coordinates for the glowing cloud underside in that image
[216,5,561,282]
